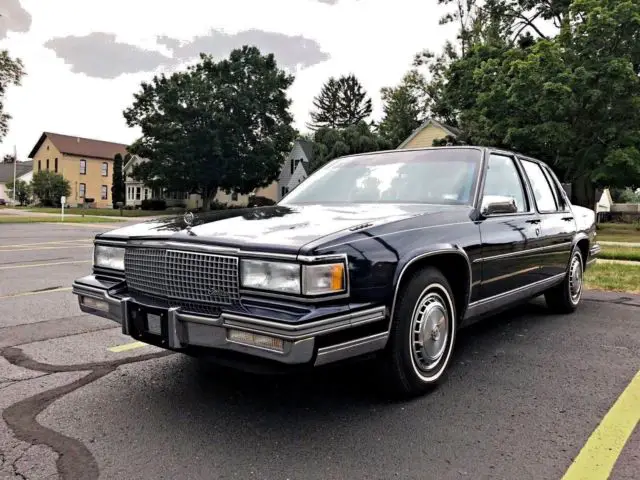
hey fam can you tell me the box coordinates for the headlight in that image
[240,259,348,296]
[240,259,301,294]
[93,245,125,270]
[302,263,346,295]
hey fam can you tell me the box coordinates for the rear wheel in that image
[545,248,584,313]
[383,267,457,397]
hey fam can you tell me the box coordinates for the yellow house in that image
[28,132,128,208]
[397,118,462,149]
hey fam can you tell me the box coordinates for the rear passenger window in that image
[521,160,558,212]
[483,154,527,212]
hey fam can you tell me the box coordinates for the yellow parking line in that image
[0,286,72,299]
[108,341,148,353]
[0,260,91,270]
[0,245,92,252]
[562,370,640,480]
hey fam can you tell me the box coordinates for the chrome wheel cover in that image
[569,255,583,304]
[410,291,450,372]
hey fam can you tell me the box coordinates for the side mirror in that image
[481,195,518,216]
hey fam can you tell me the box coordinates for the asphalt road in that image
[0,223,638,480]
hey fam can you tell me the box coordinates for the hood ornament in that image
[183,211,196,235]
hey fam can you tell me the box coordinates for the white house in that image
[596,188,613,213]
[0,161,33,205]
[122,154,279,209]
[123,155,196,208]
[277,138,313,200]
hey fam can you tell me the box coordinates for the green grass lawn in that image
[21,207,175,217]
[0,215,126,224]
[599,245,640,261]
[596,222,640,243]
[585,261,640,294]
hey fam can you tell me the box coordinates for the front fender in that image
[389,244,472,323]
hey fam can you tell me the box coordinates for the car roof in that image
[340,145,548,166]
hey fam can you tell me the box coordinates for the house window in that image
[101,162,108,176]
[79,183,86,198]
[290,159,295,174]
[231,192,238,201]
[80,159,86,175]
[281,186,288,198]
[46,159,50,170]
[38,160,41,171]
[136,187,141,200]
[54,158,58,173]
[144,189,149,200]
[101,185,108,200]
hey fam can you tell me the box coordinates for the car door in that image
[476,152,543,300]
[518,157,574,280]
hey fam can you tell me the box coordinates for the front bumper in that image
[72,276,389,367]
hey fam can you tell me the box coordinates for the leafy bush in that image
[141,199,167,210]
[248,195,276,207]
[31,170,71,207]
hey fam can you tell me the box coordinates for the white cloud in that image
[1,0,457,159]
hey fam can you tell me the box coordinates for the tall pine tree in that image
[111,153,126,208]
[307,74,372,130]
[336,74,372,127]
[307,77,341,129]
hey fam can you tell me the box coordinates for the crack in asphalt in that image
[0,346,174,480]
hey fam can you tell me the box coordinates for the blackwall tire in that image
[383,267,457,398]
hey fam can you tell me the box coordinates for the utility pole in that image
[12,145,17,205]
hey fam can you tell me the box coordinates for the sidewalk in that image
[599,241,640,248]
[597,258,640,266]
[0,208,167,222]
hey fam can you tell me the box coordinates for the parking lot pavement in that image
[0,223,638,479]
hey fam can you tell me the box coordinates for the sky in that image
[0,0,458,160]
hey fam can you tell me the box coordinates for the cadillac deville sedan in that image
[73,146,600,396]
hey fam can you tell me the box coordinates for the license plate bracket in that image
[128,304,168,339]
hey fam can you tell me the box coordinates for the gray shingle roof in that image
[0,162,31,183]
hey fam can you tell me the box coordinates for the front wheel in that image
[545,248,584,313]
[383,267,458,398]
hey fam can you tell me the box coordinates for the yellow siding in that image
[214,180,279,206]
[30,138,115,208]
[31,137,63,177]
[402,124,450,149]
[61,154,113,208]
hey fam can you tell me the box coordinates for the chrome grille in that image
[124,247,239,307]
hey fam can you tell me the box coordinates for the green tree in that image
[111,153,126,208]
[31,170,71,207]
[308,74,373,129]
[423,0,640,207]
[6,179,31,205]
[307,77,342,129]
[378,71,431,148]
[308,121,392,173]
[124,46,297,210]
[0,50,25,142]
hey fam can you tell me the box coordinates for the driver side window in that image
[483,154,527,213]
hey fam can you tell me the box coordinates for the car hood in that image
[101,204,467,253]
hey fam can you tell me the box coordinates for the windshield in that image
[280,148,482,206]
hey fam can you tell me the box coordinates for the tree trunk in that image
[199,188,218,212]
[572,175,596,209]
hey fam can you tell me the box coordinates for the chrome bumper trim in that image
[72,280,388,365]
[314,332,388,366]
